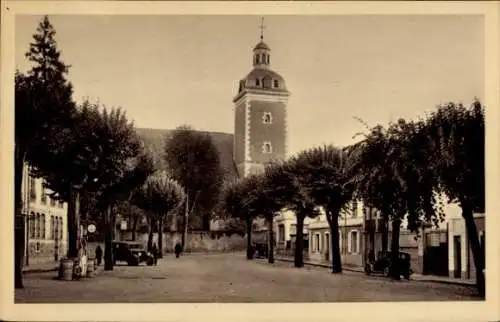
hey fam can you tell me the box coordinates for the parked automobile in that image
[253,243,268,259]
[112,241,154,266]
[364,250,413,279]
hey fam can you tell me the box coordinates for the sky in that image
[15,15,484,154]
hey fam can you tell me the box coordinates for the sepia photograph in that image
[1,1,499,322]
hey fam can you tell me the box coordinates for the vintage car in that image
[364,250,413,279]
[112,241,154,266]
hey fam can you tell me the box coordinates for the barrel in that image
[58,259,74,281]
[86,258,96,277]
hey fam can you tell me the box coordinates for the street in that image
[15,252,480,303]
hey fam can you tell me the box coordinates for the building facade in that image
[21,164,68,265]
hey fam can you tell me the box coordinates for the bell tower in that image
[233,18,290,178]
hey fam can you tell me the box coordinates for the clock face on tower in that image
[233,34,290,178]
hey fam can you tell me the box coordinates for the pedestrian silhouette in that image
[174,243,182,258]
[152,244,158,265]
[95,245,103,266]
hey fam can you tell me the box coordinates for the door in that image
[454,236,462,278]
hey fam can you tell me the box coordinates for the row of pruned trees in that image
[14,16,215,288]
[14,16,164,287]
[219,99,485,297]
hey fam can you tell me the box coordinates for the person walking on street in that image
[174,243,182,259]
[152,244,158,265]
[95,245,103,266]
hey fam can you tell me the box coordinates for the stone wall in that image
[26,240,67,265]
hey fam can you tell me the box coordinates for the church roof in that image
[136,128,238,181]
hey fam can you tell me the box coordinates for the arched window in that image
[263,112,272,124]
[273,79,279,88]
[255,78,260,86]
[262,76,271,89]
[262,141,272,154]
[35,213,40,239]
[255,54,260,65]
[261,54,266,64]
[41,214,46,239]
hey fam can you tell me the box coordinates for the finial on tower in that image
[259,17,266,40]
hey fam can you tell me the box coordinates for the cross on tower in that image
[259,17,266,40]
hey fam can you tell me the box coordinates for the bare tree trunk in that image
[267,215,274,264]
[66,185,81,258]
[104,205,114,271]
[147,216,154,252]
[131,216,138,241]
[246,216,253,260]
[158,218,164,259]
[294,212,305,268]
[14,149,26,289]
[381,215,388,252]
[389,218,401,280]
[182,194,189,249]
[462,204,485,298]
[327,211,342,273]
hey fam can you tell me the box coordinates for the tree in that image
[270,160,320,268]
[164,125,224,246]
[218,180,254,258]
[426,100,485,297]
[290,145,356,273]
[349,119,444,279]
[14,15,75,288]
[147,172,185,258]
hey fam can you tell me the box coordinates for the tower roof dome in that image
[253,41,271,51]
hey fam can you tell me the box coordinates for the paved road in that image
[15,252,480,303]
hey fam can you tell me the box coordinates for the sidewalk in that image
[274,257,476,287]
[22,262,58,274]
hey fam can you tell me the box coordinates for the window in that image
[50,197,56,207]
[29,212,35,239]
[256,78,260,86]
[54,217,59,241]
[29,178,36,201]
[41,186,47,205]
[349,230,359,254]
[262,76,271,89]
[351,200,358,217]
[273,79,279,88]
[278,224,285,242]
[41,214,45,239]
[59,217,63,241]
[261,54,266,64]
[315,234,320,252]
[35,213,40,239]
[263,112,272,124]
[262,141,272,154]
[50,215,54,240]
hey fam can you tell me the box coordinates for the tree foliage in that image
[163,125,224,231]
[425,100,485,297]
[14,15,75,288]
[132,171,185,254]
[289,145,355,272]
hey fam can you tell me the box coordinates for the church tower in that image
[233,19,290,178]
